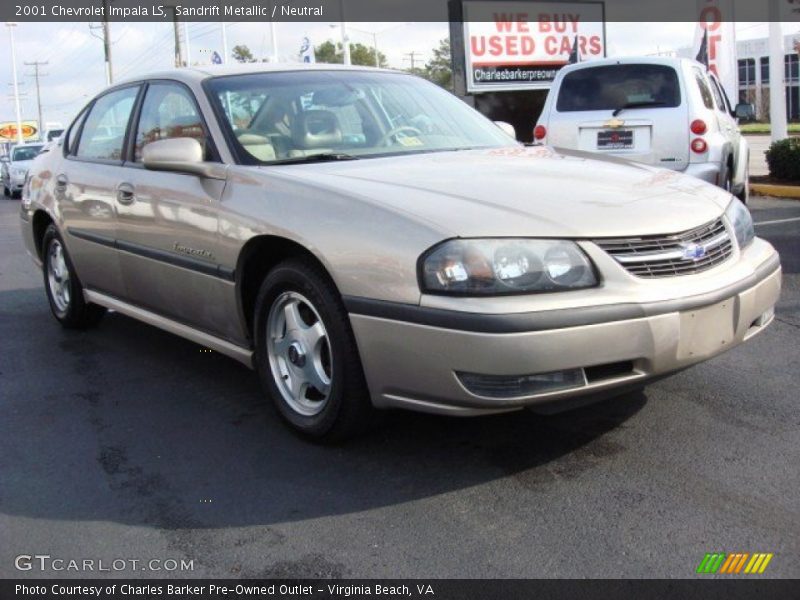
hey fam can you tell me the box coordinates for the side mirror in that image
[142,138,225,179]
[494,121,517,139]
[734,103,755,120]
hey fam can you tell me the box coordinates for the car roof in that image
[114,62,401,87]
[559,56,706,75]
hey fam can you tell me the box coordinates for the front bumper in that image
[348,242,781,416]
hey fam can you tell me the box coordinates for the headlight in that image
[12,167,27,178]
[420,239,597,295]
[725,198,754,249]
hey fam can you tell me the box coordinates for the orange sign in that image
[0,121,39,141]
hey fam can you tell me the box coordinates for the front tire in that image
[253,258,373,441]
[42,224,106,329]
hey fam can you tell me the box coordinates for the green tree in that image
[232,44,255,63]
[314,40,387,67]
[424,38,453,91]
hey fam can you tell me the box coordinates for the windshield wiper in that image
[612,101,666,117]
[268,153,359,165]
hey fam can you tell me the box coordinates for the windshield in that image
[556,64,681,112]
[12,145,43,162]
[205,70,515,164]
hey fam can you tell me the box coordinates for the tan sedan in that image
[20,65,781,440]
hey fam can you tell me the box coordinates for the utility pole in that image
[6,22,24,144]
[403,51,421,70]
[183,22,191,66]
[102,0,113,84]
[24,60,48,137]
[90,0,113,85]
[172,8,183,67]
[339,0,350,65]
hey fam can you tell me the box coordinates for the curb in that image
[750,183,800,199]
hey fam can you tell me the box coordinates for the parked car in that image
[20,65,780,440]
[534,57,751,203]
[2,142,43,198]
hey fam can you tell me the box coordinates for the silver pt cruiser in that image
[20,65,781,440]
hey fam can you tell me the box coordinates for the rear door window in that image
[556,64,681,112]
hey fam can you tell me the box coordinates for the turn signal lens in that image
[534,125,547,140]
[690,119,707,135]
[691,138,708,153]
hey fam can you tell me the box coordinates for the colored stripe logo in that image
[697,552,773,574]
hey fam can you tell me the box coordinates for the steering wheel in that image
[377,125,423,147]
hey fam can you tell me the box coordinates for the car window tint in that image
[693,69,714,110]
[76,86,139,160]
[134,82,208,161]
[555,64,681,112]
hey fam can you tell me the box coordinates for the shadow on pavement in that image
[1,287,647,530]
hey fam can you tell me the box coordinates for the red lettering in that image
[494,14,514,32]
[709,34,721,60]
[470,36,486,56]
[699,6,722,31]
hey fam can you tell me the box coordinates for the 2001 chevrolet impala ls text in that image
[19,65,781,440]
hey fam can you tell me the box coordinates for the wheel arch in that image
[32,209,55,261]
[235,234,338,342]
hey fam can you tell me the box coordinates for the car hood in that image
[9,159,34,171]
[266,146,733,238]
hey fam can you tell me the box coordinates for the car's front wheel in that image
[42,224,106,328]
[253,258,373,441]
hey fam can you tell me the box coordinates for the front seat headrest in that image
[292,110,342,149]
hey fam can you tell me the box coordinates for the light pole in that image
[221,22,228,64]
[6,23,24,144]
[339,0,350,65]
[768,1,788,142]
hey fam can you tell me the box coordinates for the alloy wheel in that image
[266,291,333,416]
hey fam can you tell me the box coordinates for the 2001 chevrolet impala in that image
[20,65,781,440]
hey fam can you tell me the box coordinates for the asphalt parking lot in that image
[0,195,798,579]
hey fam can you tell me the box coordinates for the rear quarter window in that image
[556,64,681,112]
[693,69,714,110]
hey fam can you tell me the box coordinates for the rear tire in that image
[3,183,9,197]
[42,224,106,329]
[253,257,373,441]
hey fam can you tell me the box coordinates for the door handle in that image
[55,174,68,192]
[116,182,135,205]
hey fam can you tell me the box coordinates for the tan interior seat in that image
[237,133,276,161]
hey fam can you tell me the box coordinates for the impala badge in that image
[173,242,214,260]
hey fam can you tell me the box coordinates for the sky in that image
[0,20,796,127]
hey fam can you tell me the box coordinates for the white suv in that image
[534,57,750,203]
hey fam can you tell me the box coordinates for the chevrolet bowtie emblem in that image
[603,118,626,129]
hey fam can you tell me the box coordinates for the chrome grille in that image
[595,218,733,278]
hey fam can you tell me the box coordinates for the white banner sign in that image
[463,1,606,93]
[694,0,738,103]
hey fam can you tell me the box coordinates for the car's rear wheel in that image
[42,224,106,329]
[253,258,373,441]
[3,183,9,197]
